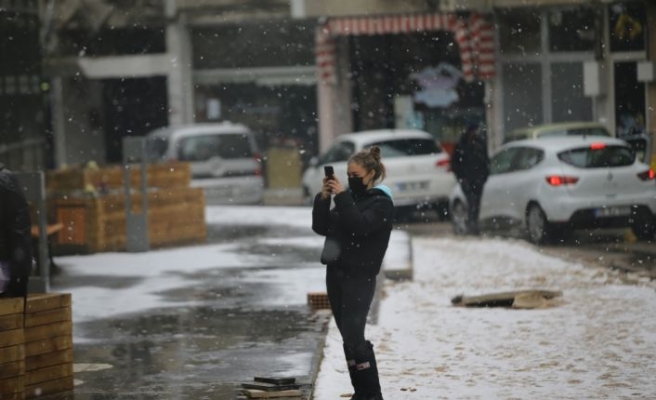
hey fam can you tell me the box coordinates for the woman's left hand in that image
[327,176,345,195]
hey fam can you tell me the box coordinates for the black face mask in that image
[348,176,368,197]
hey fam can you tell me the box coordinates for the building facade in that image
[0,0,47,171]
[310,0,656,157]
[38,0,656,171]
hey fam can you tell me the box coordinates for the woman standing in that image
[312,146,394,400]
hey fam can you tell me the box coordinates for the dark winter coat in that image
[0,164,32,288]
[312,186,394,277]
[451,133,490,186]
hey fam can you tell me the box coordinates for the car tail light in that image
[546,175,579,186]
[590,142,606,150]
[436,158,450,171]
[638,169,655,181]
[253,152,262,176]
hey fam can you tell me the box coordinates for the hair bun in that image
[369,146,381,161]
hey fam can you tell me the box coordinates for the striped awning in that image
[316,13,495,85]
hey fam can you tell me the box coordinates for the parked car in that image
[505,120,652,165]
[503,121,611,144]
[450,136,656,243]
[302,129,456,217]
[145,122,264,204]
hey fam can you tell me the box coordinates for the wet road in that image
[47,223,330,400]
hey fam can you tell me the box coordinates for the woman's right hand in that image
[321,176,345,199]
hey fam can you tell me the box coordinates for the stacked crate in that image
[47,162,206,254]
[53,188,206,253]
[23,294,74,399]
[0,298,26,400]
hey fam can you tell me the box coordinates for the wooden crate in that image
[24,294,74,400]
[0,297,25,400]
[46,162,192,193]
[53,187,206,253]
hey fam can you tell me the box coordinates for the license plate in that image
[396,181,429,192]
[594,206,632,217]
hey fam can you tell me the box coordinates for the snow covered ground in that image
[314,236,656,400]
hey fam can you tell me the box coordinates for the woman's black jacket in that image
[0,165,32,282]
[312,186,394,277]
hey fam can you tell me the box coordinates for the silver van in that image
[145,122,264,204]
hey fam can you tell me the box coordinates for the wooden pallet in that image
[0,297,25,400]
[451,290,563,308]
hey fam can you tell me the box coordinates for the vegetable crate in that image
[0,293,74,399]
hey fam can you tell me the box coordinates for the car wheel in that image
[526,204,552,244]
[631,219,656,241]
[451,201,468,235]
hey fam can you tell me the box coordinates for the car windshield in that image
[371,138,442,158]
[557,145,635,168]
[177,133,252,161]
[539,127,611,138]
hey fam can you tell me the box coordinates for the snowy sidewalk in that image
[313,236,656,400]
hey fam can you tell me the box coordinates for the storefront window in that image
[609,2,646,52]
[497,9,541,55]
[502,63,543,132]
[548,8,596,52]
[551,62,592,122]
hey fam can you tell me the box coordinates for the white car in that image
[302,129,456,217]
[145,122,264,205]
[450,136,656,243]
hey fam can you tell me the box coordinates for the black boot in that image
[343,344,359,400]
[353,341,383,400]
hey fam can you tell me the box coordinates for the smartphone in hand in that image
[324,165,334,180]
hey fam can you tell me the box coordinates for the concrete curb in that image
[382,229,414,282]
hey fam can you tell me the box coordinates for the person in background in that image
[451,121,490,235]
[0,162,32,298]
[312,147,394,400]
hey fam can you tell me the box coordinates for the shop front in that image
[315,13,496,154]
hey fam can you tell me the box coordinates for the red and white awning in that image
[316,13,495,85]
